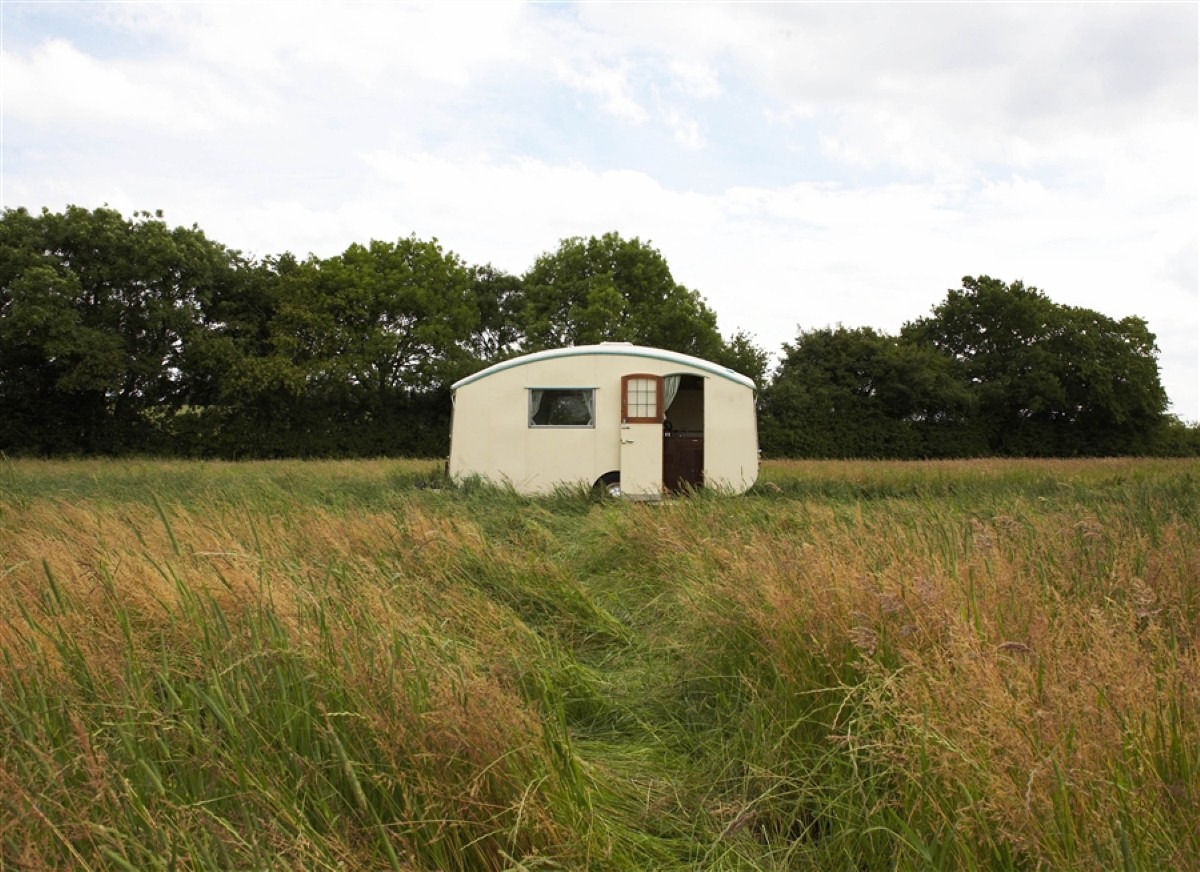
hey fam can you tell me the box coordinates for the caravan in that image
[448,343,759,497]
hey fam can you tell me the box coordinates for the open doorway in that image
[662,374,704,492]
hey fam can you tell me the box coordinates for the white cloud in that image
[665,110,705,150]
[573,3,1197,182]
[3,1,1195,418]
[1,38,258,133]
[109,2,530,87]
[552,58,649,123]
[667,59,722,99]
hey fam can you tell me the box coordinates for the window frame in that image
[621,373,664,424]
[528,387,597,429]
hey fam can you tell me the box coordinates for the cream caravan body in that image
[448,343,759,497]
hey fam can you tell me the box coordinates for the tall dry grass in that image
[653,465,1200,869]
[0,480,582,869]
[0,457,1196,869]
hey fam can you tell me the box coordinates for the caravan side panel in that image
[702,376,759,493]
[451,355,623,494]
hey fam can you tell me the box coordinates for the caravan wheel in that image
[594,472,621,498]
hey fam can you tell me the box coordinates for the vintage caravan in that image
[448,343,759,497]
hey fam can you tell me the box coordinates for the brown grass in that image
[0,456,1196,869]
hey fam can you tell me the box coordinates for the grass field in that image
[1,457,1197,870]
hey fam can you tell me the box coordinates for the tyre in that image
[594,471,621,498]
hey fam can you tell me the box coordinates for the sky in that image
[3,1,1198,420]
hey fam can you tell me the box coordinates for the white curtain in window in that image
[582,389,595,423]
[663,375,681,411]
[529,389,545,424]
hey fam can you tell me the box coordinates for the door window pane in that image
[622,375,663,423]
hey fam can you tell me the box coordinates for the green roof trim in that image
[452,344,757,391]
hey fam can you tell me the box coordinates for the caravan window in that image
[529,389,595,428]
[622,374,663,424]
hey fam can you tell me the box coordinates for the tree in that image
[902,276,1168,455]
[172,236,479,458]
[173,253,311,456]
[521,233,725,359]
[760,326,976,458]
[465,264,525,364]
[0,206,236,454]
[714,328,771,387]
[239,236,479,456]
[281,237,477,396]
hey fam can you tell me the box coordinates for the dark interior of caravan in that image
[662,374,704,492]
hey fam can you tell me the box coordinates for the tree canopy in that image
[759,277,1175,459]
[760,326,977,459]
[2,208,1191,458]
[901,276,1169,456]
[521,233,725,360]
[1,205,238,453]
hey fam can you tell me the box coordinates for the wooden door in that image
[618,374,664,498]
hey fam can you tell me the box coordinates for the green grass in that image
[1,457,1197,870]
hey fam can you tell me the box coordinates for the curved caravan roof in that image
[452,343,756,391]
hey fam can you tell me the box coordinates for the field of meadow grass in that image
[0,456,1196,870]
